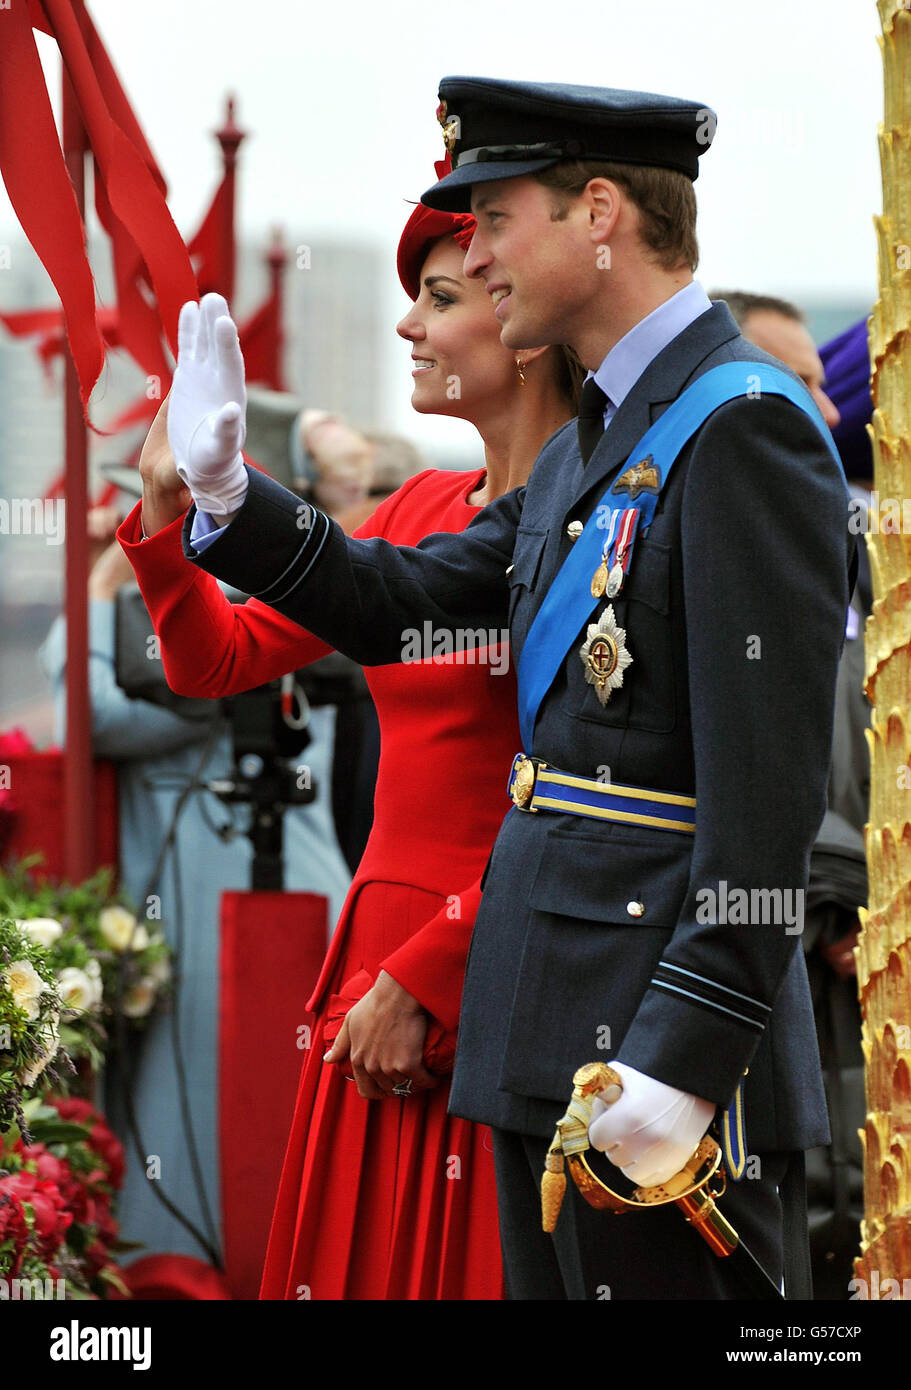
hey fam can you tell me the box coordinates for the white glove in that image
[588,1060,716,1187]
[168,292,248,517]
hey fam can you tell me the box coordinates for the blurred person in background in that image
[319,427,428,870]
[713,289,869,1299]
[291,408,375,519]
[119,162,583,1299]
[248,394,430,870]
[39,500,351,1270]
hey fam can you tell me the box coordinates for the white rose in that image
[122,977,156,1019]
[3,959,49,1021]
[16,917,64,949]
[147,956,171,987]
[56,965,103,1013]
[99,906,148,953]
[20,1008,60,1088]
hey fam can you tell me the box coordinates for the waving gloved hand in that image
[588,1060,716,1187]
[168,292,248,518]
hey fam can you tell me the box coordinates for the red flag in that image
[33,0,175,384]
[38,0,196,361]
[0,2,198,417]
[189,173,234,300]
[239,289,285,391]
[0,1,104,408]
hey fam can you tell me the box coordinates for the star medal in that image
[580,605,633,706]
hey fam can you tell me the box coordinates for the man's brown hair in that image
[707,290,804,329]
[535,160,699,272]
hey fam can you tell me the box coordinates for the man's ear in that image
[582,177,623,243]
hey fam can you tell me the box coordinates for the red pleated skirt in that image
[259,880,505,1300]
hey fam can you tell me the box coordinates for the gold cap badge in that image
[436,100,460,157]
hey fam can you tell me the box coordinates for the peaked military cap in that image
[421,76,716,212]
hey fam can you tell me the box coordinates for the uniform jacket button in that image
[626,900,645,918]
[566,520,584,540]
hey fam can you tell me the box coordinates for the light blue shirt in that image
[590,280,713,429]
[189,504,226,553]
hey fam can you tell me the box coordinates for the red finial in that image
[216,93,246,166]
[267,226,287,273]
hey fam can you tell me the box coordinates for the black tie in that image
[577,377,608,466]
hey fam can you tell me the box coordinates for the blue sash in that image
[516,362,842,749]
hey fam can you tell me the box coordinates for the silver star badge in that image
[579,605,633,706]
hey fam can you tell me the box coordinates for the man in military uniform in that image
[164,79,853,1298]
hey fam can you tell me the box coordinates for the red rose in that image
[14,1140,88,1221]
[3,1170,72,1259]
[48,1097,126,1190]
[13,1140,68,1188]
[0,1189,29,1277]
[88,1121,125,1190]
[48,1096,95,1126]
[0,726,35,756]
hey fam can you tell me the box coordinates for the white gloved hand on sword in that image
[168,292,249,518]
[588,1060,716,1187]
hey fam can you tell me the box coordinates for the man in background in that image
[713,289,868,1298]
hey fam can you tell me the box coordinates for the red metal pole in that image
[62,3,94,881]
[215,94,245,309]
[266,227,287,391]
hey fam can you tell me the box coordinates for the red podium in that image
[218,890,328,1300]
[0,750,118,881]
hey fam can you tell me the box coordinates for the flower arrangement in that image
[0,917,66,1135]
[0,808,175,1298]
[0,1093,128,1298]
[0,860,172,1074]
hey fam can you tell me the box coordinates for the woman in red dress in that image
[119,172,580,1299]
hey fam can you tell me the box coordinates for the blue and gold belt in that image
[507,753,696,834]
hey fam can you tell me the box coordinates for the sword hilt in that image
[541,1062,724,1228]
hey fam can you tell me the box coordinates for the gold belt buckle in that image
[511,755,546,810]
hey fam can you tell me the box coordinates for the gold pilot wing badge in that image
[612,455,661,500]
[580,606,633,707]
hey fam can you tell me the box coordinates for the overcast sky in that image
[0,0,885,449]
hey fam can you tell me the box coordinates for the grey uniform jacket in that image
[183,303,853,1152]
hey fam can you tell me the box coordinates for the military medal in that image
[590,512,620,599]
[579,605,633,706]
[591,509,640,602]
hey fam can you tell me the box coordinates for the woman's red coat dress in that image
[119,467,518,1299]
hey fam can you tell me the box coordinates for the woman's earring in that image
[516,359,526,386]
